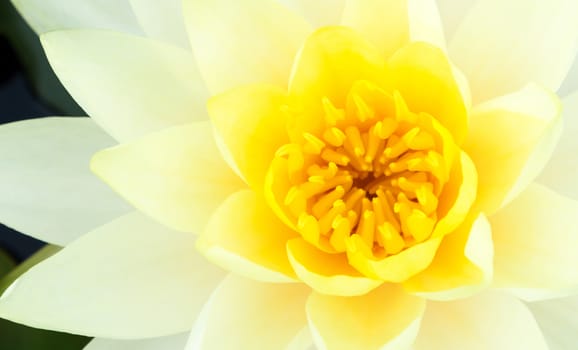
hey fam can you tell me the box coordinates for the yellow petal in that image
[286,238,382,296]
[0,117,130,245]
[346,235,442,282]
[491,184,578,301]
[449,0,578,103]
[13,0,141,34]
[433,151,478,238]
[41,30,209,142]
[307,284,425,349]
[387,42,468,144]
[537,90,578,200]
[197,190,298,283]
[341,0,409,58]
[128,0,190,49]
[288,26,385,137]
[463,83,562,215]
[91,122,245,233]
[183,0,311,94]
[0,212,226,338]
[404,214,493,300]
[208,84,289,189]
[187,275,309,349]
[414,292,548,350]
[279,0,346,27]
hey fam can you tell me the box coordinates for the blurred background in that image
[0,1,91,348]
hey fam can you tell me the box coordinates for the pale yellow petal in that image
[13,0,141,34]
[277,0,346,27]
[414,292,548,350]
[286,238,382,296]
[529,294,578,350]
[208,84,289,189]
[449,0,578,103]
[0,117,130,245]
[490,184,578,301]
[404,214,493,301]
[85,334,188,350]
[0,212,226,338]
[341,0,409,58]
[41,29,209,142]
[91,122,245,234]
[129,0,189,49]
[435,0,476,41]
[407,0,446,51]
[463,83,562,214]
[307,284,425,350]
[537,90,578,200]
[183,0,311,94]
[197,190,297,283]
[186,275,309,350]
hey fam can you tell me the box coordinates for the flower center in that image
[270,81,457,257]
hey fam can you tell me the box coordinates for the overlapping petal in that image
[278,0,345,27]
[128,0,190,49]
[414,292,548,350]
[449,0,578,103]
[91,121,245,234]
[41,29,209,142]
[537,90,578,200]
[186,275,309,350]
[0,212,226,338]
[529,295,578,350]
[197,190,297,283]
[12,0,141,34]
[463,83,562,214]
[85,334,189,350]
[490,184,578,301]
[208,84,289,188]
[386,41,468,143]
[183,0,311,94]
[404,214,493,300]
[286,238,382,296]
[0,117,130,245]
[307,284,425,349]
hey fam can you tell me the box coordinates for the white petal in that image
[537,90,578,200]
[559,57,578,96]
[186,275,309,349]
[0,117,130,245]
[414,292,548,350]
[449,0,578,103]
[0,212,226,338]
[41,29,209,142]
[490,184,578,301]
[85,334,189,350]
[529,295,578,350]
[128,0,190,49]
[183,0,312,94]
[12,0,142,35]
[277,0,346,27]
[435,0,476,41]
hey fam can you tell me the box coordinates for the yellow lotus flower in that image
[1,0,578,349]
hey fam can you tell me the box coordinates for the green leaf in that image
[0,249,16,279]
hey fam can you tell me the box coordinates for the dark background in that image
[0,1,91,348]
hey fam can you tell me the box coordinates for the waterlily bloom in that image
[1,0,578,349]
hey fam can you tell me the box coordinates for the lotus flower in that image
[1,0,578,349]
